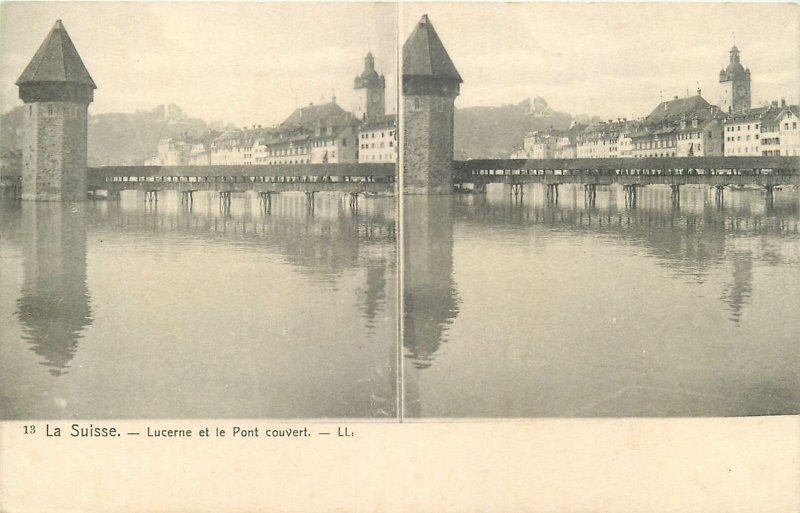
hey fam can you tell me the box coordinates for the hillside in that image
[2,97,592,165]
[454,97,574,159]
[1,104,211,166]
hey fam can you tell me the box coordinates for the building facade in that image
[723,106,772,156]
[760,102,800,156]
[358,115,397,163]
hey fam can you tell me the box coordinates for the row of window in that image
[360,131,396,139]
[634,139,675,150]
[677,131,711,140]
[726,124,759,132]
[360,141,394,150]
[726,122,798,132]
[726,134,760,142]
[360,154,396,162]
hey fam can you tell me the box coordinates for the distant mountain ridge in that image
[454,97,589,159]
[1,98,593,166]
[1,104,215,167]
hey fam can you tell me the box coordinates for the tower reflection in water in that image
[16,202,93,376]
[402,196,460,416]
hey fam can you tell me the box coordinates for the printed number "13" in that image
[23,425,35,434]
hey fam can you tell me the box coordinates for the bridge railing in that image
[88,163,395,183]
[454,156,800,179]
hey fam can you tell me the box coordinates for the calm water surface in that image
[403,184,800,417]
[0,192,397,419]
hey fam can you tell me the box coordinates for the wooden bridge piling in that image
[510,183,524,205]
[623,184,638,209]
[349,192,360,212]
[670,184,681,209]
[765,185,775,210]
[584,184,597,208]
[714,185,725,209]
[546,184,559,204]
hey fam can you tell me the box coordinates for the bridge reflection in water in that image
[402,183,800,417]
[0,191,397,419]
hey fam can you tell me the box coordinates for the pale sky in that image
[0,2,399,127]
[400,3,799,119]
[1,2,798,127]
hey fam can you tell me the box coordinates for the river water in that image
[2,184,798,419]
[403,184,800,417]
[0,192,397,419]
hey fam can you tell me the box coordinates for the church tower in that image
[402,15,462,195]
[16,20,96,201]
[719,45,751,114]
[354,52,386,123]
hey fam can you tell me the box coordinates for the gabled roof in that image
[402,15,462,82]
[645,95,710,126]
[16,20,96,88]
[281,102,347,129]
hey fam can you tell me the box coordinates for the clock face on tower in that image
[372,92,381,103]
[736,84,748,98]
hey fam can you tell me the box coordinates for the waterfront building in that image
[145,138,192,166]
[722,106,774,156]
[760,101,800,156]
[576,120,635,159]
[521,130,556,159]
[719,45,752,114]
[675,106,725,157]
[553,123,587,159]
[309,118,359,164]
[631,95,711,157]
[515,123,588,160]
[358,115,397,163]
[188,144,211,166]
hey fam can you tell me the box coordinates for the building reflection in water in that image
[16,202,93,376]
[721,250,753,325]
[403,184,799,370]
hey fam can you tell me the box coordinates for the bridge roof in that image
[16,20,96,88]
[402,15,462,82]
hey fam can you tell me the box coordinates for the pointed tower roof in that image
[16,20,96,88]
[402,15,462,82]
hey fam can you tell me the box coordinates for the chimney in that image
[781,99,786,107]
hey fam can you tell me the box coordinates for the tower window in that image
[413,98,420,111]
[29,105,32,116]
[48,105,53,116]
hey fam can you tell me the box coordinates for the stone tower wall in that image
[22,101,88,201]
[402,94,455,194]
